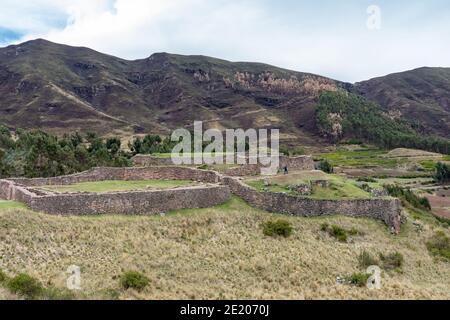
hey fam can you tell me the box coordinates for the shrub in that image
[330,225,348,242]
[263,219,293,238]
[385,185,431,211]
[7,273,44,299]
[349,273,370,287]
[379,252,404,270]
[320,223,329,232]
[318,160,334,174]
[120,271,150,291]
[426,232,450,261]
[358,250,378,268]
[320,224,357,242]
[435,162,450,183]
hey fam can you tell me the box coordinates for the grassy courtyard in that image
[37,180,196,194]
[245,172,374,200]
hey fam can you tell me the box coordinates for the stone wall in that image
[28,185,230,215]
[0,167,228,215]
[222,177,402,233]
[132,155,175,167]
[222,164,262,177]
[9,167,221,186]
[279,156,315,171]
[132,154,316,176]
[0,180,11,199]
[0,166,402,233]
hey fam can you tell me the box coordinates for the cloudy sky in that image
[0,0,449,82]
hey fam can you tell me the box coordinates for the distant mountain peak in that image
[0,39,448,144]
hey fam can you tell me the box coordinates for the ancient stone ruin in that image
[0,161,403,233]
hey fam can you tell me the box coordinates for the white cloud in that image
[1,0,449,82]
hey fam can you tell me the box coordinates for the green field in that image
[318,148,403,168]
[38,180,195,194]
[246,173,373,200]
[0,200,27,210]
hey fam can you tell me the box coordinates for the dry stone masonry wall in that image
[222,177,402,233]
[0,166,402,233]
[1,167,228,215]
[29,186,230,215]
[132,155,316,177]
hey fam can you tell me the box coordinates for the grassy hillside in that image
[0,198,449,300]
[0,39,345,147]
[37,179,195,194]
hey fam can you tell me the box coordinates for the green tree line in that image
[0,126,130,178]
[316,91,450,154]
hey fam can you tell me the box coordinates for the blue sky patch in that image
[0,27,23,44]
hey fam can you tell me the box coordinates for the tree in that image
[435,162,450,183]
[316,91,450,154]
[106,138,121,155]
[319,160,334,174]
[0,128,131,178]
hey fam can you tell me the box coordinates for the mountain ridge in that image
[0,39,449,146]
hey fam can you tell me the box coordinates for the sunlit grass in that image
[318,149,402,168]
[0,200,27,210]
[245,172,373,199]
[0,197,449,300]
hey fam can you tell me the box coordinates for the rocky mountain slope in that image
[0,39,449,146]
[0,39,348,146]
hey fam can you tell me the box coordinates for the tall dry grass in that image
[0,197,449,300]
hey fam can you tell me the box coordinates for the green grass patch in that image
[246,174,373,200]
[0,200,27,210]
[321,223,363,243]
[7,273,44,300]
[310,180,371,200]
[420,160,438,171]
[0,270,7,283]
[379,252,404,271]
[318,149,401,168]
[349,273,371,287]
[38,179,195,194]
